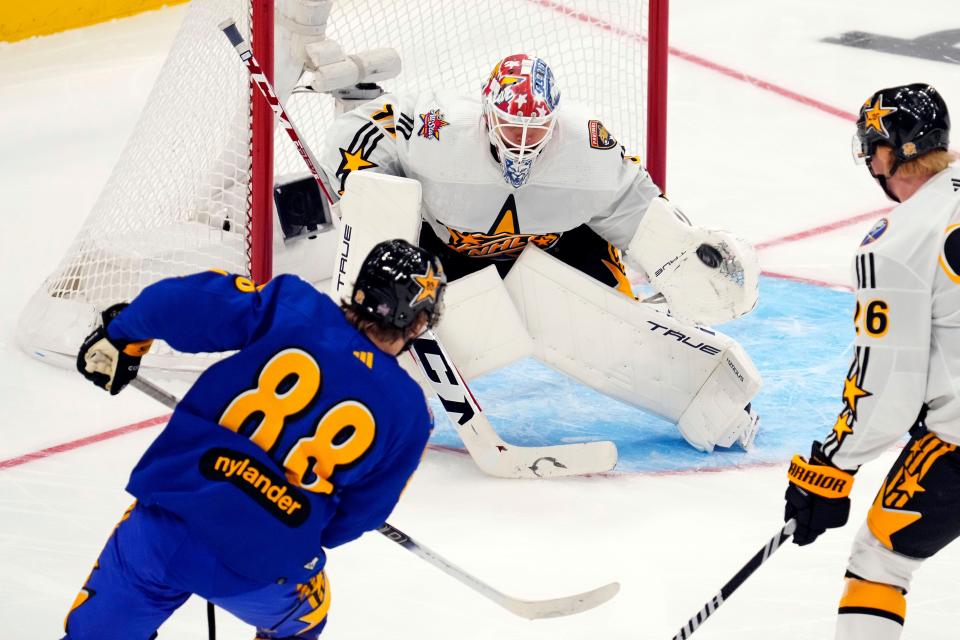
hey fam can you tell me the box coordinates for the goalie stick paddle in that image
[410,330,618,479]
[670,519,797,639]
[219,19,617,479]
[129,377,620,620]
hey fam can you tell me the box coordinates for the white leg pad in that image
[847,522,923,592]
[328,171,422,301]
[503,246,761,451]
[396,267,535,397]
[433,266,534,381]
[676,340,762,451]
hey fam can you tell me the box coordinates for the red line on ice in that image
[665,47,855,122]
[526,0,856,122]
[0,420,783,478]
[756,207,893,250]
[0,4,870,479]
[0,415,170,470]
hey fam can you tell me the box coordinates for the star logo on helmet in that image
[862,96,898,137]
[411,264,442,306]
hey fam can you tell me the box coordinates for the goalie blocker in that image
[328,171,760,453]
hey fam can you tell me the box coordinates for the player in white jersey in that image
[782,84,959,639]
[311,52,765,454]
[319,53,758,326]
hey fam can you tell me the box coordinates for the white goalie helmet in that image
[481,53,561,188]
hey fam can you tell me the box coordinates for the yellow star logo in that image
[895,470,925,499]
[832,412,854,442]
[412,264,442,306]
[862,97,898,137]
[338,147,376,173]
[842,371,871,416]
[867,480,922,549]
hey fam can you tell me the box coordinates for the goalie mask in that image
[352,239,447,331]
[481,54,560,188]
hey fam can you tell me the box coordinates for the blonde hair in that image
[896,149,958,178]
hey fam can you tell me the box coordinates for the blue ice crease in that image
[426,276,858,473]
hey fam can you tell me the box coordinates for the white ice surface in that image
[2,2,960,638]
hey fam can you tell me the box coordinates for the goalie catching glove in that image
[625,197,760,326]
[77,303,154,395]
[784,441,856,546]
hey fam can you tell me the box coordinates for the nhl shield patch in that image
[418,109,449,140]
[588,120,617,149]
[861,217,889,246]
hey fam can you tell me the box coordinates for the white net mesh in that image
[279,0,650,175]
[18,0,652,375]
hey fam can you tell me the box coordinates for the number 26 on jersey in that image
[854,299,889,338]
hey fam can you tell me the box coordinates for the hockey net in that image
[17,0,666,376]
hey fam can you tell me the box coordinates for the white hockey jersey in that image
[320,90,661,261]
[821,165,960,470]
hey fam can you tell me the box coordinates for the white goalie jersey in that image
[821,166,960,470]
[320,90,662,259]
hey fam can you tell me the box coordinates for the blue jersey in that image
[108,271,432,584]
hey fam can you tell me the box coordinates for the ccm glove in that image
[784,441,855,546]
[77,303,154,395]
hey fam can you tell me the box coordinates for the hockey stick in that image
[129,376,620,619]
[219,21,617,479]
[410,331,617,479]
[219,19,336,209]
[670,519,797,639]
[377,522,619,619]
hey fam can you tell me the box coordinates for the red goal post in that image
[18,0,668,375]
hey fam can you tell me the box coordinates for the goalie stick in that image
[670,519,797,639]
[409,331,617,479]
[129,376,620,619]
[219,21,618,479]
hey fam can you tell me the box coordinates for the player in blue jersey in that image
[64,239,446,640]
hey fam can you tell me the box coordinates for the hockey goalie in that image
[273,5,762,455]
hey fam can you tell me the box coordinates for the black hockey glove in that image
[784,441,855,546]
[77,303,154,395]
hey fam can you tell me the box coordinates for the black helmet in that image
[351,239,447,330]
[855,83,950,167]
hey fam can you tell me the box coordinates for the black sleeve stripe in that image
[856,257,862,288]
[846,348,860,380]
[868,253,876,288]
[365,132,385,160]
[355,124,383,155]
[346,121,377,153]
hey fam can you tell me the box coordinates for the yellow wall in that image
[1,0,189,43]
